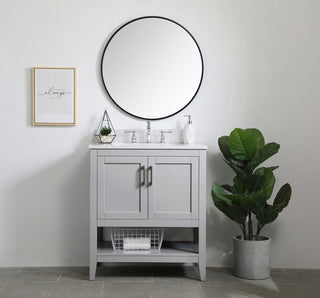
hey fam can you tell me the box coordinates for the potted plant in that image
[211,128,291,279]
[99,126,112,143]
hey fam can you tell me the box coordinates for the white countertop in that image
[89,143,207,150]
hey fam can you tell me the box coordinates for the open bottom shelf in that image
[97,241,199,263]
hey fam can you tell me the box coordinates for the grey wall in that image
[0,0,319,268]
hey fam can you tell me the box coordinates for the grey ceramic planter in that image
[233,235,271,279]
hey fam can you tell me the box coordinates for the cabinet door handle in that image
[148,166,153,186]
[140,166,146,186]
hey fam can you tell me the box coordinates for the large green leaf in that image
[224,206,247,225]
[253,167,277,199]
[221,184,234,193]
[224,194,243,205]
[228,158,246,168]
[247,142,280,172]
[256,205,279,225]
[225,160,247,177]
[212,184,243,207]
[218,136,245,167]
[218,136,233,161]
[241,191,267,212]
[229,128,257,161]
[211,183,247,224]
[211,183,232,206]
[273,183,291,212]
[258,166,279,172]
[245,128,265,150]
[233,174,248,194]
[249,174,266,192]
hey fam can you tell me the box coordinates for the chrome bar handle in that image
[148,166,153,186]
[140,166,145,186]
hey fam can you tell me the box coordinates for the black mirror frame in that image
[101,16,204,121]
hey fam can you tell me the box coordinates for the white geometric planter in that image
[100,135,114,143]
[233,235,271,280]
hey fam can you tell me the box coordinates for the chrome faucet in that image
[125,130,137,143]
[146,121,151,143]
[160,130,172,143]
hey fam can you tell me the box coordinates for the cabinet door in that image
[98,156,147,219]
[148,156,199,220]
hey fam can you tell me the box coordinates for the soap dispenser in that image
[183,115,195,144]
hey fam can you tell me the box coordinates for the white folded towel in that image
[123,237,151,250]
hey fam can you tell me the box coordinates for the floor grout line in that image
[0,281,8,293]
[198,282,206,298]
[100,281,105,294]
[56,271,63,282]
[293,284,309,298]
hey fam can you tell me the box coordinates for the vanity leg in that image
[89,262,97,281]
[89,226,97,280]
[89,225,97,280]
[90,150,98,281]
[199,260,206,282]
[198,229,206,281]
[198,150,206,282]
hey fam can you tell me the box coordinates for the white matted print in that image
[33,67,76,125]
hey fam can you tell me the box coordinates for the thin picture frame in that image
[32,67,76,125]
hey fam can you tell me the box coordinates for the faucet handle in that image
[125,130,137,143]
[160,130,172,143]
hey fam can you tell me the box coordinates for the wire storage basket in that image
[110,227,164,253]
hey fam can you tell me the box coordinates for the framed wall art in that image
[32,67,76,125]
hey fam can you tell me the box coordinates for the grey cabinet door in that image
[148,156,199,220]
[98,156,148,219]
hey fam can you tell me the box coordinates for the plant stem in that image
[256,223,265,238]
[248,213,253,240]
[239,224,245,238]
[239,224,246,239]
[243,223,247,239]
[256,223,260,238]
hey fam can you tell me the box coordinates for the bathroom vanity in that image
[89,143,207,281]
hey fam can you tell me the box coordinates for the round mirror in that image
[101,16,203,120]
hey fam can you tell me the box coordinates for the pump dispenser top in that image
[185,115,192,124]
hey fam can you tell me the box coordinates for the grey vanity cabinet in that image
[90,144,207,282]
[98,155,198,220]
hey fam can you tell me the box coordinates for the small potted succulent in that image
[211,128,292,279]
[99,126,113,143]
